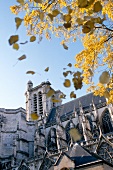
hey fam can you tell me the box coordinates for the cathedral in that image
[0,81,113,170]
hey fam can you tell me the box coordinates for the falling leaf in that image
[39,12,44,21]
[45,67,49,72]
[85,20,94,29]
[63,68,66,70]
[9,35,19,45]
[69,128,81,142]
[63,14,71,22]
[63,22,71,29]
[76,18,84,25]
[30,36,36,42]
[31,113,39,120]
[15,17,23,29]
[78,0,88,8]
[18,54,26,61]
[93,1,102,12]
[99,71,110,84]
[48,13,54,21]
[46,89,55,97]
[34,0,42,3]
[52,9,60,17]
[17,0,24,5]
[63,43,68,50]
[70,91,76,98]
[63,79,71,87]
[82,25,91,33]
[67,63,72,67]
[63,72,68,77]
[13,43,19,50]
[26,71,35,75]
[20,41,28,45]
[73,71,82,77]
[51,98,61,103]
[73,76,83,90]
[67,6,73,14]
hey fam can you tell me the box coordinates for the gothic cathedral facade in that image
[0,81,113,170]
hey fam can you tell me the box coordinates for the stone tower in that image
[25,81,62,121]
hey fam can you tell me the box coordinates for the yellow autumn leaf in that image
[78,0,88,8]
[46,89,55,97]
[13,43,19,50]
[70,91,76,98]
[82,25,91,33]
[93,1,102,12]
[52,9,60,17]
[39,12,44,21]
[76,18,84,25]
[15,17,23,30]
[31,113,39,120]
[63,72,68,77]
[63,14,71,22]
[63,22,71,29]
[34,0,42,3]
[17,0,24,5]
[26,71,35,75]
[9,35,19,45]
[69,128,81,142]
[67,63,72,67]
[63,43,68,50]
[63,79,71,87]
[85,20,94,29]
[99,71,110,84]
[18,54,26,61]
[44,67,49,72]
[48,13,54,21]
[30,36,36,42]
[67,6,73,14]
[88,0,95,6]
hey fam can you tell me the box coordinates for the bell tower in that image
[25,81,62,121]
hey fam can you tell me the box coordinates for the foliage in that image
[10,0,113,103]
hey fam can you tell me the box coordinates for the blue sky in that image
[0,0,89,109]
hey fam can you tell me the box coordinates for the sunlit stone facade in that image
[0,81,113,170]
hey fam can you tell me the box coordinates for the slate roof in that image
[46,93,106,124]
[71,155,98,166]
[54,144,101,168]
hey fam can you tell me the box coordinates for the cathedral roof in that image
[46,93,106,125]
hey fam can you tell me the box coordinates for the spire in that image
[78,101,88,141]
[69,119,75,146]
[92,98,98,121]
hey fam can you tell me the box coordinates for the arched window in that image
[38,91,43,115]
[102,109,113,134]
[33,94,37,113]
[47,128,57,152]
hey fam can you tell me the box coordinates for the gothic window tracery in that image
[33,94,37,113]
[38,91,43,115]
[101,109,113,134]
